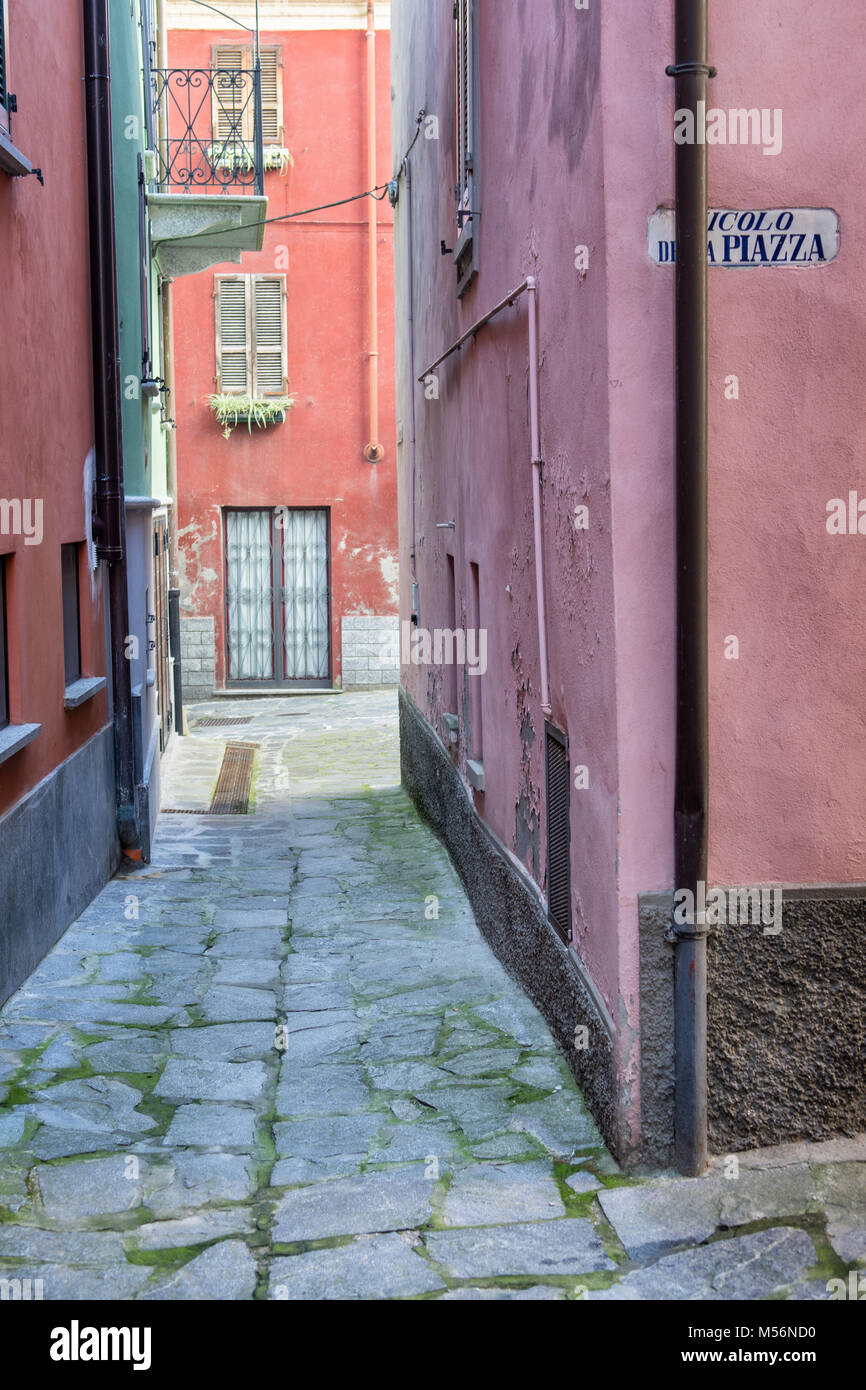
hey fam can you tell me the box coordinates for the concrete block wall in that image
[341,615,399,687]
[180,615,215,703]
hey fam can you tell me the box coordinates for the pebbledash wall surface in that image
[392,1,866,1163]
[168,0,398,698]
[0,0,118,1005]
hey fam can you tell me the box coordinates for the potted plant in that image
[208,393,296,438]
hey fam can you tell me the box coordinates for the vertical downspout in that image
[83,0,140,854]
[403,154,418,603]
[363,1,384,463]
[527,277,551,716]
[156,0,183,732]
[667,1,714,1175]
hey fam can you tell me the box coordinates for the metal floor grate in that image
[192,716,254,728]
[209,742,258,814]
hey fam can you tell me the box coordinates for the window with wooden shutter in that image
[252,277,287,396]
[258,47,283,146]
[61,544,82,688]
[454,0,479,296]
[0,0,11,136]
[212,44,249,151]
[215,277,250,393]
[545,723,571,944]
[215,274,286,399]
[211,44,282,149]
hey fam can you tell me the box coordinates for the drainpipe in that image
[156,0,183,734]
[527,278,551,716]
[83,0,140,855]
[363,1,384,463]
[403,154,418,606]
[667,0,714,1175]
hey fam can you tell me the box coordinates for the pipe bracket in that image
[665,62,717,78]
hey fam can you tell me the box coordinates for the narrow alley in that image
[0,694,861,1302]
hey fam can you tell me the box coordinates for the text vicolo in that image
[650,208,839,269]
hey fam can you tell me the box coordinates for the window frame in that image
[0,556,9,730]
[0,0,11,138]
[214,272,288,400]
[61,543,82,689]
[454,0,480,297]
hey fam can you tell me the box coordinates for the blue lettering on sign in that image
[652,208,836,267]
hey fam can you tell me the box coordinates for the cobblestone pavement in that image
[0,692,863,1300]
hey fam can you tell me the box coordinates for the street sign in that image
[649,208,839,267]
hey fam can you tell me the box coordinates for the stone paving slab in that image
[587,1228,817,1301]
[272,1172,434,1243]
[269,1234,445,1300]
[0,692,862,1302]
[597,1164,819,1261]
[424,1218,616,1279]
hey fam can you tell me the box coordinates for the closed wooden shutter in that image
[456,0,474,211]
[216,275,286,397]
[258,47,283,145]
[545,725,571,943]
[212,44,248,146]
[212,44,282,147]
[252,276,287,396]
[215,277,251,393]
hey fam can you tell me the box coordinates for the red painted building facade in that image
[168,1,398,698]
[0,0,119,1001]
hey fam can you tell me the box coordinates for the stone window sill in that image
[442,711,459,745]
[64,676,107,710]
[467,759,485,792]
[0,129,33,178]
[0,722,41,765]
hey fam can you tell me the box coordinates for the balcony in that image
[146,66,268,279]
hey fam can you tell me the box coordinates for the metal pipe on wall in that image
[403,155,418,589]
[83,0,141,853]
[363,1,384,463]
[527,277,551,716]
[668,0,713,1177]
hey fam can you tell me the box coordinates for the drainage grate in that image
[209,742,258,815]
[192,716,254,728]
[545,723,571,944]
[161,808,211,815]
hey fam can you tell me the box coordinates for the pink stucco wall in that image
[393,0,866,1147]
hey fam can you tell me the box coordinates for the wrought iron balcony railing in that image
[150,67,264,196]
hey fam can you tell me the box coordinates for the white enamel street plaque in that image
[649,208,839,267]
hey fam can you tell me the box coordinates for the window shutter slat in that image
[213,44,248,145]
[252,277,286,397]
[216,278,250,393]
[258,47,283,145]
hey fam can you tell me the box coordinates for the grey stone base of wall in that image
[342,615,399,688]
[639,889,866,1162]
[180,615,215,702]
[399,686,622,1160]
[0,725,120,1008]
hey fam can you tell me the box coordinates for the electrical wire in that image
[393,109,426,180]
[157,112,423,246]
[171,183,391,243]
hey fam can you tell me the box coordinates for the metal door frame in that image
[223,506,332,689]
